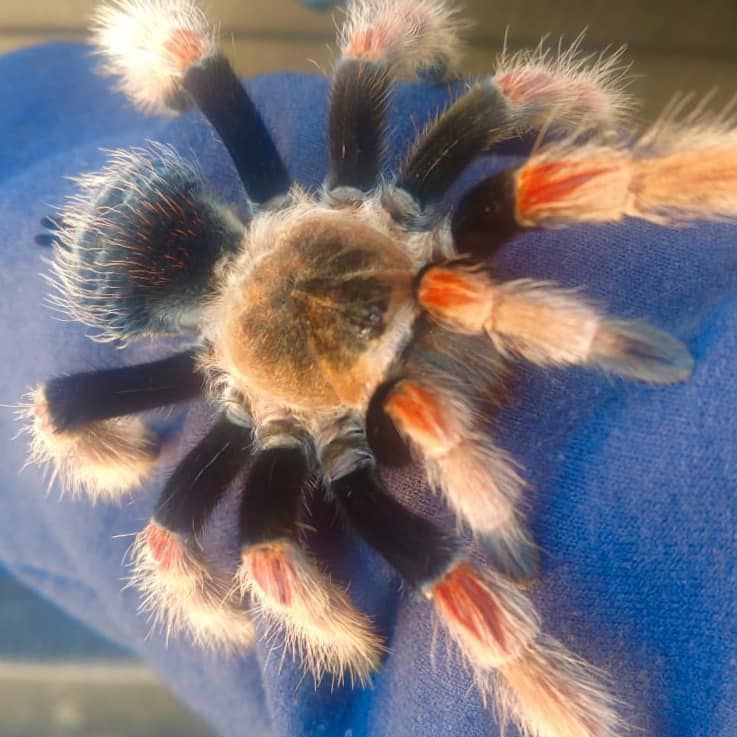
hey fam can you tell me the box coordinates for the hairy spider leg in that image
[326,58,391,197]
[331,463,459,588]
[183,55,291,205]
[26,350,205,500]
[328,450,621,737]
[381,378,537,583]
[132,414,255,650]
[392,82,517,221]
[387,47,631,230]
[153,412,253,535]
[93,0,291,205]
[44,350,203,431]
[236,421,383,684]
[470,124,737,230]
[417,262,694,383]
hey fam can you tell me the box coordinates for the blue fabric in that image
[1,43,736,737]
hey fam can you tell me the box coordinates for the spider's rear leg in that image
[326,446,621,737]
[92,0,291,205]
[132,412,256,650]
[26,350,204,500]
[235,419,383,684]
[380,376,537,583]
[418,262,694,383]
[50,145,244,344]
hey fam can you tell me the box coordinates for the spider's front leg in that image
[26,350,204,500]
[451,119,737,255]
[331,0,630,230]
[417,262,694,383]
[92,0,291,206]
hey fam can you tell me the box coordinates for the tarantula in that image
[22,1,737,736]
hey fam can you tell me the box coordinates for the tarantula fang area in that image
[21,1,737,736]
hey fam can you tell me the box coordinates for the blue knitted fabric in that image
[0,43,735,737]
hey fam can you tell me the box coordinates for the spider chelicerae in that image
[22,2,737,736]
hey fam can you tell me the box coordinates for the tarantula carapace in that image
[23,1,737,736]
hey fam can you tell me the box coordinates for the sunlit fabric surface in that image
[0,43,735,737]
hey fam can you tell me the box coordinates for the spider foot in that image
[340,0,466,80]
[24,385,158,500]
[131,521,254,651]
[430,563,622,737]
[238,540,384,685]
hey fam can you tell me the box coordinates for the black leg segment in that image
[332,464,458,588]
[183,54,291,204]
[451,168,522,257]
[238,444,312,548]
[394,83,515,219]
[154,414,253,535]
[45,350,204,432]
[327,60,391,194]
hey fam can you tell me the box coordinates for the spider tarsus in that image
[238,541,384,685]
[91,0,217,114]
[494,37,635,130]
[131,521,254,651]
[340,0,467,80]
[24,386,158,501]
[592,321,694,385]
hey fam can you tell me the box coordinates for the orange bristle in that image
[164,27,208,70]
[238,542,384,684]
[431,563,538,669]
[515,156,630,226]
[417,266,492,332]
[130,521,254,651]
[384,381,454,454]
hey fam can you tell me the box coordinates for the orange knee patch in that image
[431,562,540,670]
[417,266,491,332]
[164,28,208,70]
[515,152,631,226]
[432,563,508,655]
[244,544,294,607]
[384,381,457,453]
[145,522,183,573]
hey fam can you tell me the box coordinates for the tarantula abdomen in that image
[49,147,243,342]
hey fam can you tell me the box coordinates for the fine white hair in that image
[91,0,216,114]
